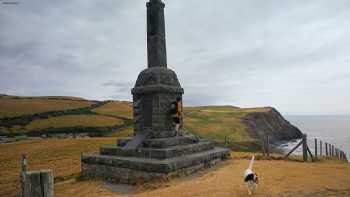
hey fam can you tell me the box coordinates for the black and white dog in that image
[243,155,259,195]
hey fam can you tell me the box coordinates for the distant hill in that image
[0,95,302,150]
[0,95,94,118]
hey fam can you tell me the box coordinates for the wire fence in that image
[223,134,348,162]
[280,134,348,162]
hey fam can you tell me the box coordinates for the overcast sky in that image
[0,0,350,115]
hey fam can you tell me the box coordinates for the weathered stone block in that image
[142,136,199,148]
[100,141,215,159]
[83,147,229,174]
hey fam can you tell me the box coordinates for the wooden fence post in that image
[332,145,335,157]
[335,149,338,158]
[20,155,54,197]
[23,170,54,197]
[340,151,343,160]
[345,153,348,162]
[261,137,266,156]
[330,145,333,157]
[334,148,336,158]
[341,151,344,160]
[266,136,270,157]
[325,143,328,156]
[314,138,318,158]
[20,154,28,197]
[302,134,308,162]
[320,140,322,156]
[329,144,332,157]
[306,145,314,162]
[285,140,303,158]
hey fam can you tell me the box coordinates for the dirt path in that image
[56,158,350,197]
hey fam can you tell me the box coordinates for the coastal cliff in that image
[242,107,303,142]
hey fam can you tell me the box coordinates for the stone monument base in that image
[81,136,230,184]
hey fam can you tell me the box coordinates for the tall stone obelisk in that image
[125,0,184,149]
[147,0,167,68]
[81,0,230,184]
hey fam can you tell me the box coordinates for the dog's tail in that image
[248,155,255,170]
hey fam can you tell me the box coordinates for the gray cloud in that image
[0,0,350,115]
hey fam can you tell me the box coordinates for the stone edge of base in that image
[81,155,230,185]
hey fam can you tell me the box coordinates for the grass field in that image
[25,115,123,131]
[110,127,133,138]
[184,106,271,142]
[1,139,349,197]
[0,96,279,143]
[0,96,294,152]
[92,101,133,119]
[0,138,116,197]
[56,158,350,197]
[0,96,94,118]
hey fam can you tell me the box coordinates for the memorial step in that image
[100,141,215,159]
[142,136,200,148]
[82,147,230,174]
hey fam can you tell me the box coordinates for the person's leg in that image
[175,123,180,136]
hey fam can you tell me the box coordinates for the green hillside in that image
[184,106,269,142]
[0,95,302,149]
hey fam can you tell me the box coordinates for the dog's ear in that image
[254,175,259,184]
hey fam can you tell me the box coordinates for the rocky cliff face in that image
[242,107,303,143]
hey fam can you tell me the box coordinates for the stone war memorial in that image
[81,0,230,184]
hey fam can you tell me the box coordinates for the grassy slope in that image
[91,103,274,143]
[25,115,123,131]
[0,139,349,197]
[184,106,271,142]
[0,96,94,118]
[0,98,130,135]
[92,101,133,119]
[0,96,277,144]
[0,138,116,197]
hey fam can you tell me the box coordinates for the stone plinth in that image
[132,67,184,139]
[81,136,230,184]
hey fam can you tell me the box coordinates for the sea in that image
[277,115,350,161]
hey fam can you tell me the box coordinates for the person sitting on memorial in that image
[170,98,182,136]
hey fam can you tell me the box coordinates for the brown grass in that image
[92,101,132,119]
[25,115,123,131]
[0,138,115,197]
[0,97,93,118]
[110,127,133,138]
[56,153,350,197]
[184,106,258,142]
[1,139,349,197]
